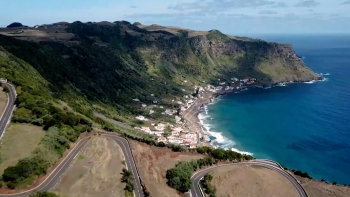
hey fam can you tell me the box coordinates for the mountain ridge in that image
[0,20,319,118]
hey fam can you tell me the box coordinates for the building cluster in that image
[131,76,257,147]
[135,116,198,148]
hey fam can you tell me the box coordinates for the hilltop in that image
[0,19,320,134]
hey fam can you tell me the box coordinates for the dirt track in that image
[130,140,204,197]
[52,136,125,197]
[210,165,298,197]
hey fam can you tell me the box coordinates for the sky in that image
[1,0,350,34]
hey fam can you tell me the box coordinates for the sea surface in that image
[199,34,350,184]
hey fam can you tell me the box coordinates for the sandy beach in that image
[181,91,214,146]
[180,86,250,147]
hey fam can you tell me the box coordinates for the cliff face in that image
[0,21,318,116]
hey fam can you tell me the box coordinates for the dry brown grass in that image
[0,124,45,173]
[295,176,350,197]
[0,90,7,117]
[210,165,298,197]
[52,136,125,197]
[129,140,205,197]
[0,29,74,42]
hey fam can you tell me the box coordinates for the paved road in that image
[0,83,144,197]
[0,82,16,140]
[190,160,308,197]
[0,134,144,197]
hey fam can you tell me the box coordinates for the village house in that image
[140,126,151,133]
[164,109,173,115]
[133,98,140,102]
[136,115,147,121]
[171,130,180,136]
[175,116,181,123]
[155,123,165,131]
[157,136,167,143]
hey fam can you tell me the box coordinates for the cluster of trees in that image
[200,174,216,197]
[166,147,254,193]
[29,191,59,197]
[13,92,92,132]
[121,168,134,192]
[293,170,313,179]
[166,157,217,192]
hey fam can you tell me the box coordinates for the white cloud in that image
[294,0,319,7]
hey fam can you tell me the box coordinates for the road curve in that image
[0,135,145,197]
[0,82,16,140]
[0,82,144,197]
[190,160,308,197]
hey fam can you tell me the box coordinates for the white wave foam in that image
[197,101,254,156]
[319,73,330,76]
[230,148,253,156]
[276,83,287,87]
[304,80,316,84]
[207,130,232,144]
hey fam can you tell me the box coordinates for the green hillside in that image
[0,20,318,188]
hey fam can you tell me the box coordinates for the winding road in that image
[0,82,16,140]
[0,82,145,197]
[190,159,308,197]
[0,81,307,197]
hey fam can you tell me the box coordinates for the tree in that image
[2,86,9,93]
[121,168,134,192]
[121,168,133,183]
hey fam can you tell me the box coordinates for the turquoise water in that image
[200,34,350,184]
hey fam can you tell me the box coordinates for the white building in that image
[136,115,148,121]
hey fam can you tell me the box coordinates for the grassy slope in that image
[0,90,7,115]
[0,21,318,188]
[0,124,45,174]
[0,47,93,188]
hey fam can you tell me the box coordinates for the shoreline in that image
[180,76,348,185]
[181,77,326,150]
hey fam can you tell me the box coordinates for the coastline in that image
[181,77,325,152]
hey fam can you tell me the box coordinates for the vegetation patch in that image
[29,191,60,197]
[121,168,134,193]
[0,124,45,174]
[0,88,8,118]
[200,174,216,197]
[166,147,254,193]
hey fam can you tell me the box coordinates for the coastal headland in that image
[0,20,343,197]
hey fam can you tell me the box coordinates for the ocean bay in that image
[201,34,350,184]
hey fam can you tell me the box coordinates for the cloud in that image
[271,2,289,7]
[294,0,319,7]
[130,5,137,8]
[168,0,276,12]
[340,0,350,4]
[258,10,278,14]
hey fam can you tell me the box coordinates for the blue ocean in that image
[200,34,350,184]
